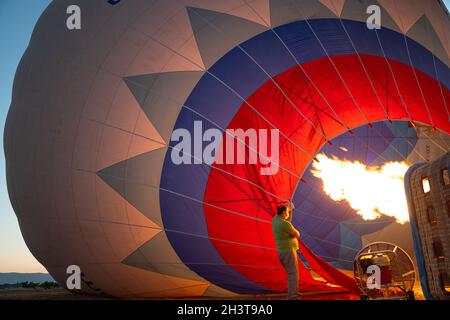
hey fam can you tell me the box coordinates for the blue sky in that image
[0,1,449,272]
[0,0,51,272]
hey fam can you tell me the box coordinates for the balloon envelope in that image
[4,0,449,298]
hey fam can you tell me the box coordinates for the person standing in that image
[272,203,300,300]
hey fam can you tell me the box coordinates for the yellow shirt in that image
[272,215,299,253]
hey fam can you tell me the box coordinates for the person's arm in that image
[290,227,300,239]
[285,221,300,239]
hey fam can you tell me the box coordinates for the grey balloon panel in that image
[98,146,166,188]
[124,71,204,142]
[126,183,163,226]
[73,119,109,175]
[103,176,163,227]
[270,0,336,28]
[18,215,98,270]
[97,147,167,226]
[407,15,450,66]
[102,28,151,76]
[122,232,204,281]
[340,0,401,33]
[4,107,74,222]
[81,70,124,124]
[70,1,153,71]
[187,6,268,69]
[406,129,450,164]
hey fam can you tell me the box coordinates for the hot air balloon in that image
[4,0,449,298]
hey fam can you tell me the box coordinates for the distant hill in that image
[0,273,54,284]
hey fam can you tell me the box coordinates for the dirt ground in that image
[0,286,424,300]
[0,288,106,300]
[0,288,358,300]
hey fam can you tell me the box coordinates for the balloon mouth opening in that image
[302,121,414,226]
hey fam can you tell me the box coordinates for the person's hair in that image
[277,205,287,216]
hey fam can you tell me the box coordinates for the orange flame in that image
[311,154,410,224]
